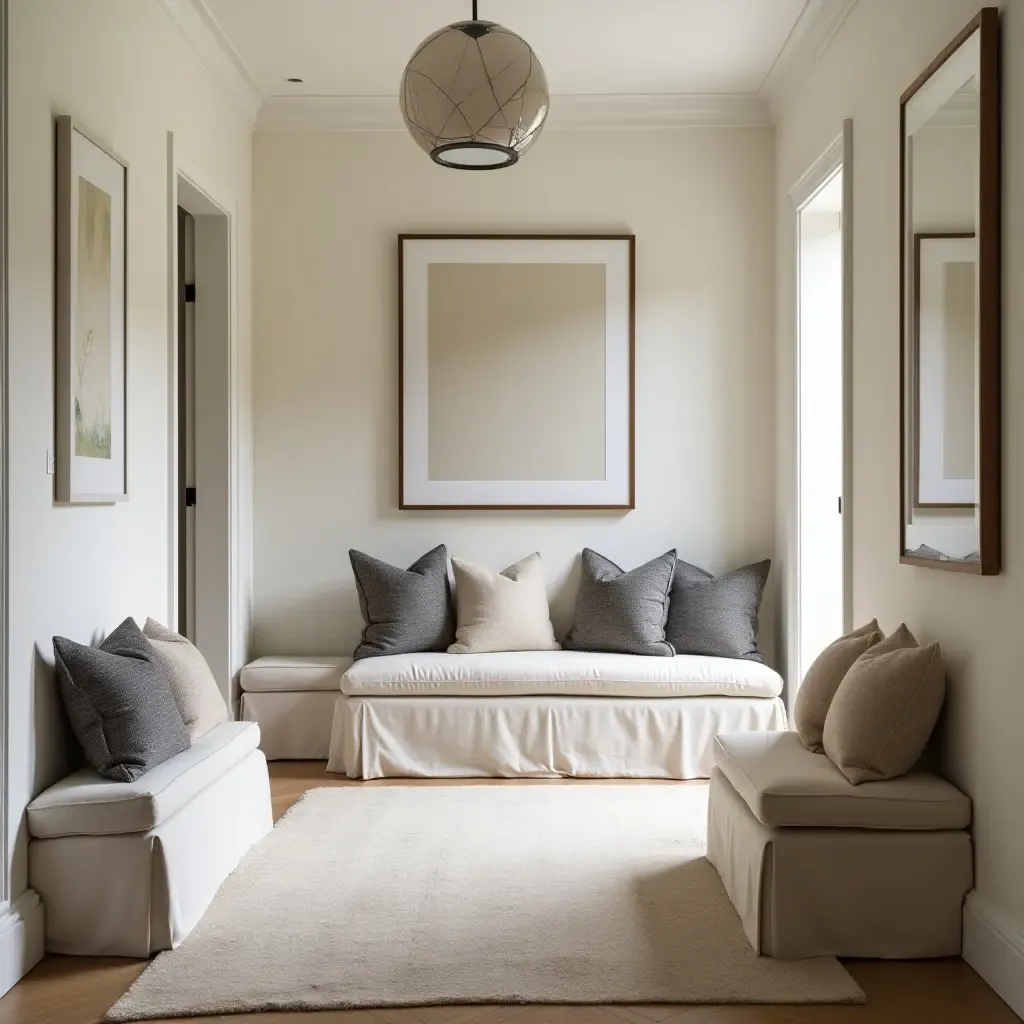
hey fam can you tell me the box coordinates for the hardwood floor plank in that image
[1,763,1013,1024]
[609,1006,685,1022]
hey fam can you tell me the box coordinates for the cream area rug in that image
[108,785,863,1019]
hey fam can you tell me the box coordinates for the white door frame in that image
[0,0,8,917]
[788,120,854,682]
[165,132,243,709]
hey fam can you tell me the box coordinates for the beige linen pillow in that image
[449,553,560,654]
[143,619,230,740]
[822,623,945,784]
[793,620,883,752]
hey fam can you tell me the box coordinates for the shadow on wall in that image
[13,644,84,890]
[33,641,84,785]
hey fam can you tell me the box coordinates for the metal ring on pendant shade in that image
[399,9,550,170]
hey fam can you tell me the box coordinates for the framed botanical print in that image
[55,115,128,503]
[399,234,635,510]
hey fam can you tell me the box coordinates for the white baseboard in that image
[0,889,44,998]
[963,891,1024,1019]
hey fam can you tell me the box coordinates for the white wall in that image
[774,0,1024,1009]
[7,0,253,936]
[252,128,777,662]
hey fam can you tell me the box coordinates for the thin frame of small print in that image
[399,234,635,511]
[55,115,129,504]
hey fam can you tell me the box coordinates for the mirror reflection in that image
[903,36,980,564]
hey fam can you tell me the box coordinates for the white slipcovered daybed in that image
[241,651,787,779]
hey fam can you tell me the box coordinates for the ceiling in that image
[204,0,811,99]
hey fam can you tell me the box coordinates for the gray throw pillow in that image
[665,558,771,662]
[350,544,455,659]
[563,549,676,656]
[52,617,190,783]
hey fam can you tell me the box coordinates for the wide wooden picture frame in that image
[55,115,128,504]
[399,234,635,510]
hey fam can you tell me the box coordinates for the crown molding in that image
[155,0,263,127]
[761,0,860,112]
[255,93,773,134]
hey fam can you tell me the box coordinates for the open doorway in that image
[792,123,853,683]
[172,171,234,706]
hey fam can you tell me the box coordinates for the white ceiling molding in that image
[155,0,263,126]
[255,93,772,134]
[760,0,860,112]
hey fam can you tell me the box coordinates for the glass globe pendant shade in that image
[400,14,549,170]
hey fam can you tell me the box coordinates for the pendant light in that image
[399,0,549,169]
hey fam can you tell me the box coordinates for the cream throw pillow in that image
[143,619,230,741]
[793,620,882,752]
[822,623,946,784]
[449,553,560,654]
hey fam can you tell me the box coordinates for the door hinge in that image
[185,487,197,508]
[183,282,196,303]
[838,496,843,514]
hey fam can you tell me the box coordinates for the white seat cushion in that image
[341,651,782,699]
[713,730,971,831]
[240,656,351,693]
[27,721,261,838]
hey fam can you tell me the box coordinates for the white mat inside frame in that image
[108,784,863,1019]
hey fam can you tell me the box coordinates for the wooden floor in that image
[1,762,1017,1024]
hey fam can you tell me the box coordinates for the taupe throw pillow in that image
[143,619,230,740]
[563,549,676,656]
[449,553,560,654]
[822,624,946,784]
[53,618,190,782]
[350,544,455,659]
[793,620,882,753]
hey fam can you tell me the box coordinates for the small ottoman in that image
[240,655,351,760]
[707,731,972,959]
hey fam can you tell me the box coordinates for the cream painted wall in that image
[773,0,1024,979]
[253,129,776,660]
[7,0,253,910]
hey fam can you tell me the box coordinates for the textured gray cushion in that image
[665,558,770,662]
[563,549,676,656]
[52,617,190,783]
[350,544,455,660]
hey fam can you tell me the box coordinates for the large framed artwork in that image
[399,234,635,510]
[55,115,128,503]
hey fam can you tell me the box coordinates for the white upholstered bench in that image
[239,659,352,757]
[27,720,272,956]
[326,651,787,779]
[240,656,351,759]
[238,651,787,778]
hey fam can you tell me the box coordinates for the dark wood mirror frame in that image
[899,7,1001,574]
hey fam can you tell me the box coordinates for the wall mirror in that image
[900,7,1000,573]
[399,234,634,510]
